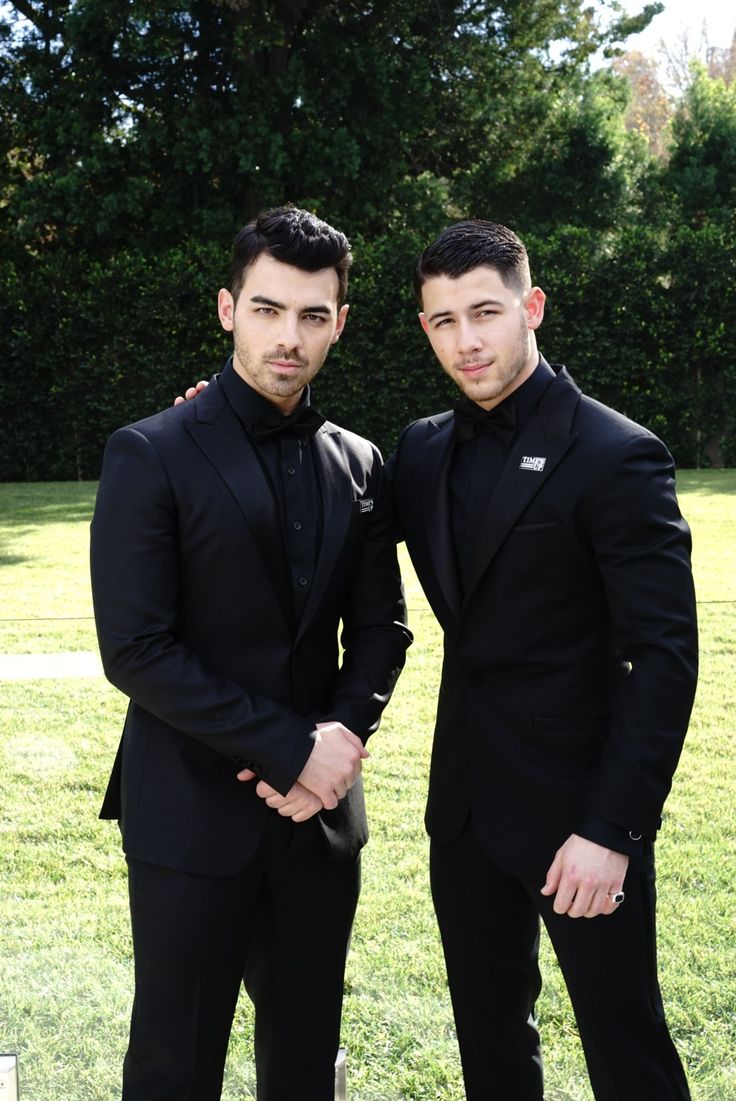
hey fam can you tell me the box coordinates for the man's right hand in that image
[174,380,209,405]
[298,721,369,810]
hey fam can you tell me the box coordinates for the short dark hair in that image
[230,205,352,306]
[413,220,531,303]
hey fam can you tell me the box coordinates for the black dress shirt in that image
[219,357,323,627]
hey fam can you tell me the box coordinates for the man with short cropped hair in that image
[91,206,411,1100]
[388,219,697,1100]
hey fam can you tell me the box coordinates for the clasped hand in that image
[236,721,368,822]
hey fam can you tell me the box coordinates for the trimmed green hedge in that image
[2,221,734,480]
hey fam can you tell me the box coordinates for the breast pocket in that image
[504,520,567,548]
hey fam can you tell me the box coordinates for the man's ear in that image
[218,288,235,332]
[525,286,546,331]
[419,312,429,335]
[331,303,349,344]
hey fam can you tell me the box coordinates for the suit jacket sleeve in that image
[381,436,407,545]
[318,454,411,739]
[578,433,698,838]
[90,425,314,794]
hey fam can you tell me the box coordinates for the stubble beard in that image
[455,321,531,407]
[232,329,316,403]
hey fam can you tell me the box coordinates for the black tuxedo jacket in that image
[91,375,411,876]
[390,361,698,875]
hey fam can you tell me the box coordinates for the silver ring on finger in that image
[607,890,625,905]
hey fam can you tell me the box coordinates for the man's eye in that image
[304,314,326,323]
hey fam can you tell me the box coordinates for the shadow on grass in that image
[2,501,96,524]
[678,470,736,496]
[0,554,30,566]
[0,484,98,526]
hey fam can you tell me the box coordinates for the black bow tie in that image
[453,399,517,447]
[250,405,325,443]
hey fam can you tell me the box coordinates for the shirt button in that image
[287,466,296,476]
[298,576,308,587]
[292,521,302,531]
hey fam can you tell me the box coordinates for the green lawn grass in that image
[0,473,734,1100]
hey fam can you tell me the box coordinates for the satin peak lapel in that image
[297,424,352,639]
[461,373,580,608]
[183,384,293,628]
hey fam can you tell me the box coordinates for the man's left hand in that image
[541,833,628,918]
[237,768,323,822]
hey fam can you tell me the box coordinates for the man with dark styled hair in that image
[228,206,353,306]
[412,218,532,297]
[91,205,411,1100]
[389,218,698,1099]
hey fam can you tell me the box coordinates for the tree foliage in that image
[0,0,644,253]
[1,0,734,477]
[664,64,736,225]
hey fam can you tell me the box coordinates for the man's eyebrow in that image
[427,299,504,323]
[250,295,286,309]
[250,294,331,314]
[470,298,504,310]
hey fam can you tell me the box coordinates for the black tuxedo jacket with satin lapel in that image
[91,374,411,877]
[389,360,698,875]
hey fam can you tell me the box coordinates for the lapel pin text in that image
[519,456,546,472]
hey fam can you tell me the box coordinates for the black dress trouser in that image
[430,819,691,1101]
[122,814,360,1101]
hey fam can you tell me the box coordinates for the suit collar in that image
[185,378,354,639]
[503,354,556,431]
[414,362,581,620]
[296,423,352,640]
[218,355,316,433]
[460,362,580,605]
[534,360,581,439]
[184,378,294,628]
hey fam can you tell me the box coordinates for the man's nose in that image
[275,312,301,351]
[457,320,482,354]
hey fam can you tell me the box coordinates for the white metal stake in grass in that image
[0,1054,19,1101]
[334,1047,347,1101]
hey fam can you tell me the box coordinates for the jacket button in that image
[629,830,642,841]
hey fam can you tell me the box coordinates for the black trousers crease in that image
[123,814,360,1101]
